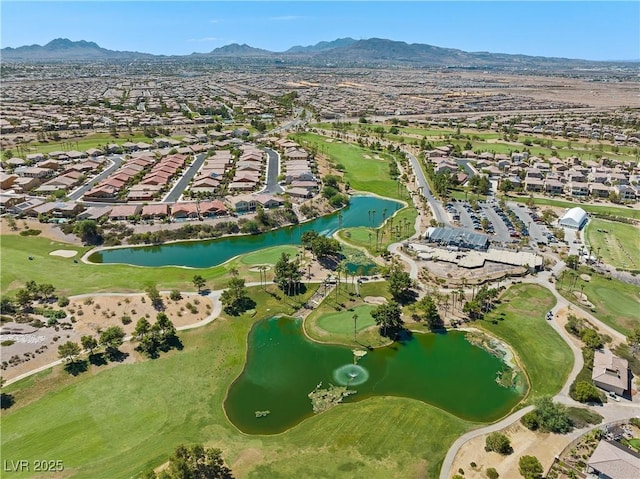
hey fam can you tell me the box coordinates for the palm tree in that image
[353,313,359,341]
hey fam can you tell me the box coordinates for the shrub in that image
[169,290,182,301]
[485,432,512,455]
[572,380,602,403]
[521,411,539,430]
[57,296,70,307]
[486,467,499,479]
[121,315,132,325]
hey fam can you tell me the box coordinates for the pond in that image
[224,317,524,435]
[88,195,401,268]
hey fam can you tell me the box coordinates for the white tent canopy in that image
[559,207,588,230]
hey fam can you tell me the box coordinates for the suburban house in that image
[141,204,170,220]
[587,440,640,479]
[592,349,629,396]
[109,204,142,221]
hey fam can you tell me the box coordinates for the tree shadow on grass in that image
[105,349,129,363]
[1,392,15,409]
[64,359,88,376]
[88,352,107,366]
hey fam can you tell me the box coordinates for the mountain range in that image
[1,37,635,69]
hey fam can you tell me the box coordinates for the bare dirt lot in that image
[1,292,213,381]
[451,421,573,479]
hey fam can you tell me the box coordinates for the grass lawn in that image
[13,131,184,157]
[557,269,640,335]
[316,304,376,334]
[477,283,573,400]
[2,283,472,479]
[304,282,392,348]
[290,132,408,201]
[509,196,640,220]
[339,206,418,255]
[239,245,301,266]
[0,235,268,296]
[584,219,640,271]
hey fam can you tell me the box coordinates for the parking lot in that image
[443,199,561,247]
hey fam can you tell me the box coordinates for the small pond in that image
[224,316,524,434]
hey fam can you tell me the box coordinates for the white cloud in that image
[188,37,219,43]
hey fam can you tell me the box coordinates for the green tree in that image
[580,328,603,350]
[371,300,404,338]
[387,263,413,303]
[486,467,499,479]
[15,289,32,311]
[192,275,206,293]
[565,255,579,270]
[220,277,254,316]
[533,396,572,433]
[0,297,16,315]
[73,219,102,245]
[145,284,163,310]
[38,283,56,301]
[572,380,602,403]
[518,455,543,479]
[133,318,152,341]
[99,326,125,356]
[80,335,98,355]
[521,411,539,430]
[485,432,512,455]
[57,341,81,363]
[148,444,233,479]
[274,252,301,295]
[416,295,443,330]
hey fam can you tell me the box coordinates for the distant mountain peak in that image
[45,38,100,50]
[286,37,357,54]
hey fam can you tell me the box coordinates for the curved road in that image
[67,154,124,201]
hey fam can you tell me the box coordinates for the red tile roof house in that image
[141,203,170,220]
[127,184,163,201]
[109,204,142,221]
[199,200,227,217]
[141,173,172,186]
[83,184,119,201]
[171,202,200,219]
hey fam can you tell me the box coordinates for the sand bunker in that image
[49,249,78,258]
[249,265,272,272]
[580,274,591,282]
[363,296,386,305]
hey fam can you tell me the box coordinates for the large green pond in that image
[89,195,401,268]
[224,317,524,435]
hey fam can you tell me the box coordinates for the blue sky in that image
[1,1,638,60]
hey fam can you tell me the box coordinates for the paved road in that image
[438,266,634,479]
[68,155,124,201]
[162,152,206,203]
[259,148,283,194]
[404,150,450,226]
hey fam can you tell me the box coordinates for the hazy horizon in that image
[2,1,639,62]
